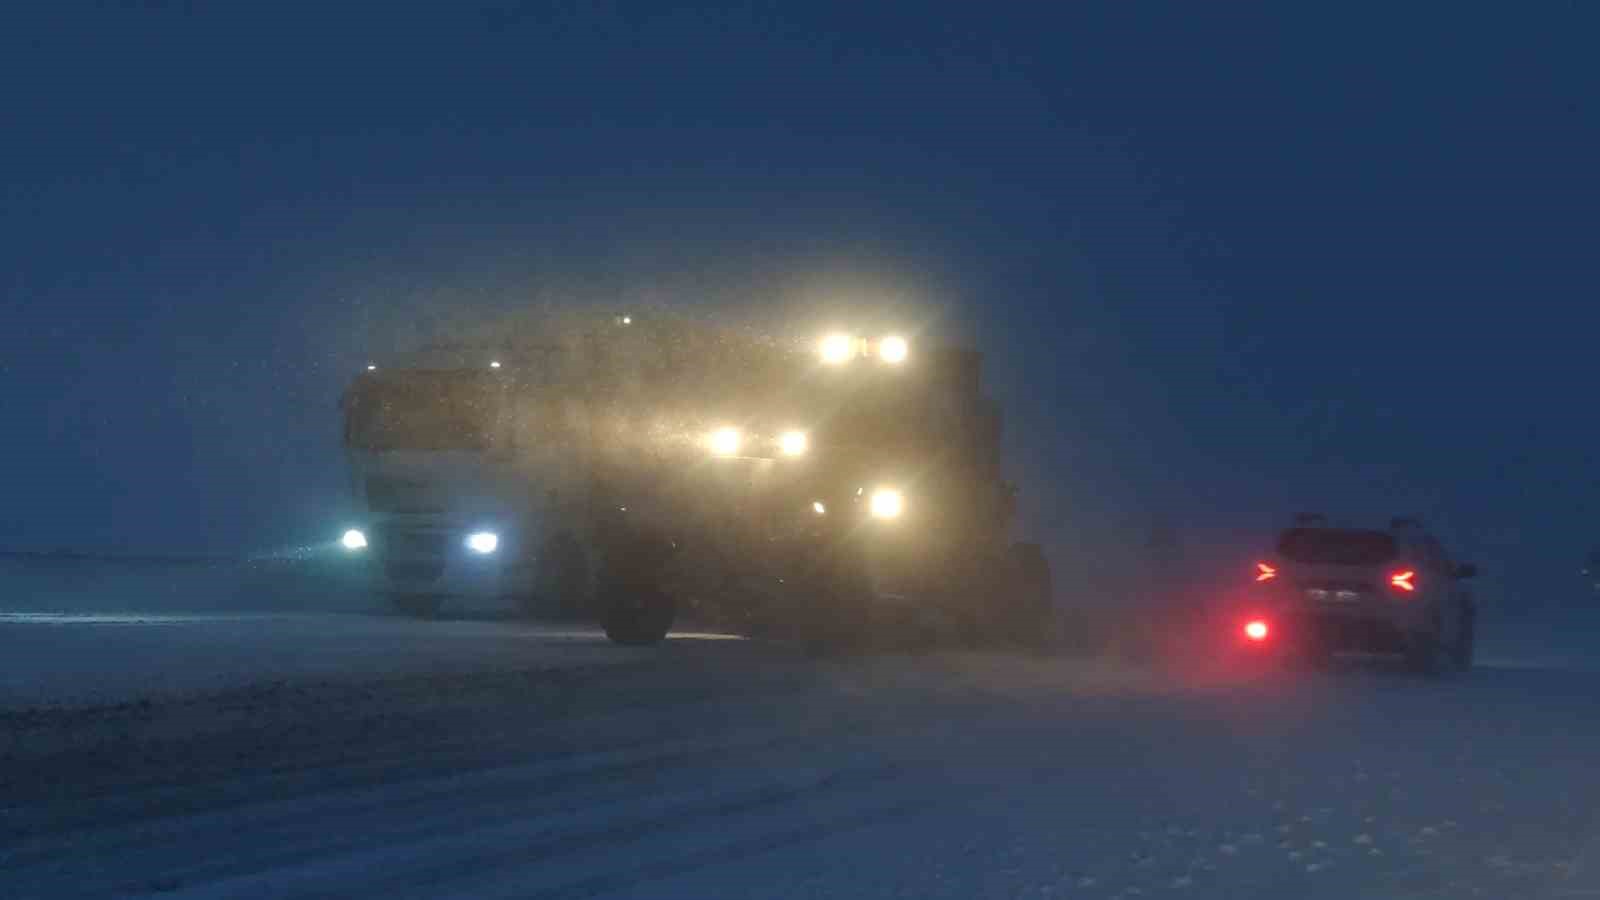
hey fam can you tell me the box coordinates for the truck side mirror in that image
[1455,563,1478,579]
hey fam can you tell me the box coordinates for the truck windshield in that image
[343,375,498,451]
[1276,528,1399,566]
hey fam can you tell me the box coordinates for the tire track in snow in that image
[3,713,881,885]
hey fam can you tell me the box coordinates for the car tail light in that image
[1244,620,1270,641]
[1390,570,1416,593]
[1255,563,1277,583]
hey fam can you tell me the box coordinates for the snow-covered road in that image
[6,636,1600,898]
[4,559,1600,898]
[0,612,736,709]
[0,555,734,708]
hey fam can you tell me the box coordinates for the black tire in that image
[388,591,442,619]
[601,582,676,646]
[523,533,591,620]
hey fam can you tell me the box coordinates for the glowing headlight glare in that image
[869,488,905,520]
[709,427,742,457]
[466,531,500,554]
[341,529,368,551]
[878,335,909,364]
[812,500,827,515]
[820,333,856,365]
[779,430,808,456]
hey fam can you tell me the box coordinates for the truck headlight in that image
[341,529,368,551]
[779,430,808,456]
[709,427,742,457]
[869,488,905,520]
[466,531,500,554]
[878,335,909,364]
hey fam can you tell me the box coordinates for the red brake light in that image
[1255,563,1277,583]
[1244,620,1270,641]
[1390,570,1416,593]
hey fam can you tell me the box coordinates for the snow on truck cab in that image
[339,312,1052,649]
[1239,515,1478,675]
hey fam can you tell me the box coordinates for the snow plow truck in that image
[338,310,1053,650]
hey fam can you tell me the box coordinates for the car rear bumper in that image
[1232,594,1436,653]
[1295,612,1410,653]
[1247,603,1432,653]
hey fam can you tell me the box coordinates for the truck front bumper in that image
[368,522,534,603]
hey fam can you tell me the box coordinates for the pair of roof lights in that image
[819,334,908,366]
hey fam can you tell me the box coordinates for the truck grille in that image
[377,527,448,558]
[365,477,444,515]
[385,561,445,583]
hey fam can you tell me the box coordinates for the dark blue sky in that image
[3,3,1595,599]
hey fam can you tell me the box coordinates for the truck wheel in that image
[388,591,442,619]
[602,583,676,646]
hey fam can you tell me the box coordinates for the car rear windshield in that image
[1276,528,1399,566]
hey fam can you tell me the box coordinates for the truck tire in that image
[601,582,676,646]
[388,591,442,619]
[595,518,678,646]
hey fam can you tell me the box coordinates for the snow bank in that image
[0,554,376,616]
